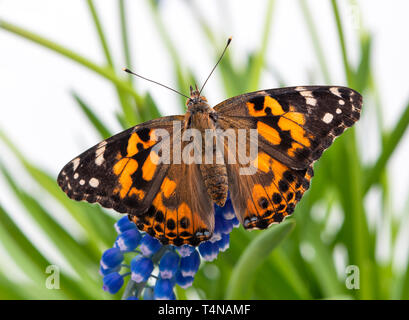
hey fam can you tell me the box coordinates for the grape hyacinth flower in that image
[100,195,238,300]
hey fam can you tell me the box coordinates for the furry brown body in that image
[185,89,228,207]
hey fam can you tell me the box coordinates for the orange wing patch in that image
[247,95,285,117]
[142,150,159,181]
[242,151,313,229]
[130,157,214,247]
[247,95,314,158]
[112,128,160,200]
[127,131,156,157]
[131,175,212,246]
[257,122,281,145]
[113,158,138,198]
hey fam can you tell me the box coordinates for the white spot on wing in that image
[339,99,345,105]
[336,108,342,114]
[79,179,85,185]
[300,90,317,106]
[300,90,313,97]
[89,178,99,188]
[330,87,342,98]
[322,113,334,124]
[72,158,80,171]
[295,86,307,92]
[95,141,107,166]
[73,173,79,179]
[306,97,317,106]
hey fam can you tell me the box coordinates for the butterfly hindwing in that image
[130,161,214,246]
[58,116,183,215]
[226,153,314,229]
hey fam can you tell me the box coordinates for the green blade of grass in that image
[71,91,113,139]
[86,0,114,68]
[86,0,138,126]
[331,0,353,86]
[0,203,96,299]
[119,0,134,84]
[147,0,193,108]
[247,0,275,91]
[0,130,115,249]
[0,166,107,298]
[0,221,65,299]
[330,0,375,299]
[365,98,409,193]
[226,220,295,299]
[0,164,97,267]
[0,19,142,126]
[355,32,371,93]
[298,0,331,83]
[267,247,313,299]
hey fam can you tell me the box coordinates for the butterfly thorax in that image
[185,90,228,207]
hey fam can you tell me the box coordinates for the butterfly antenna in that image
[199,37,232,95]
[123,68,190,99]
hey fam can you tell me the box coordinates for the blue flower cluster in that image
[100,196,238,300]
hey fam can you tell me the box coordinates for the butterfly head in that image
[186,85,209,111]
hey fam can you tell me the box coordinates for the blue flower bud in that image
[100,247,124,269]
[175,270,194,289]
[198,241,219,261]
[214,214,233,240]
[221,198,236,220]
[126,296,138,300]
[180,249,200,277]
[102,272,124,294]
[143,287,154,300]
[114,216,137,233]
[159,251,180,279]
[140,234,162,257]
[216,233,230,252]
[131,255,154,283]
[154,278,175,300]
[176,244,195,257]
[231,216,240,228]
[99,264,121,276]
[211,214,224,242]
[115,229,142,251]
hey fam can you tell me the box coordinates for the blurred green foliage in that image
[1,0,409,300]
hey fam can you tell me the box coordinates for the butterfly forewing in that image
[58,116,182,215]
[215,86,362,170]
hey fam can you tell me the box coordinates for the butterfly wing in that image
[58,116,181,215]
[216,86,362,228]
[130,161,214,246]
[215,86,362,169]
[58,115,214,246]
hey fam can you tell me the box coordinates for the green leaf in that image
[0,19,142,126]
[71,91,112,139]
[225,220,295,299]
[365,98,409,193]
[247,0,275,91]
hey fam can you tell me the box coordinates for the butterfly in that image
[58,82,362,246]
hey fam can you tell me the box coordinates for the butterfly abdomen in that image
[186,99,229,207]
[200,163,228,207]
